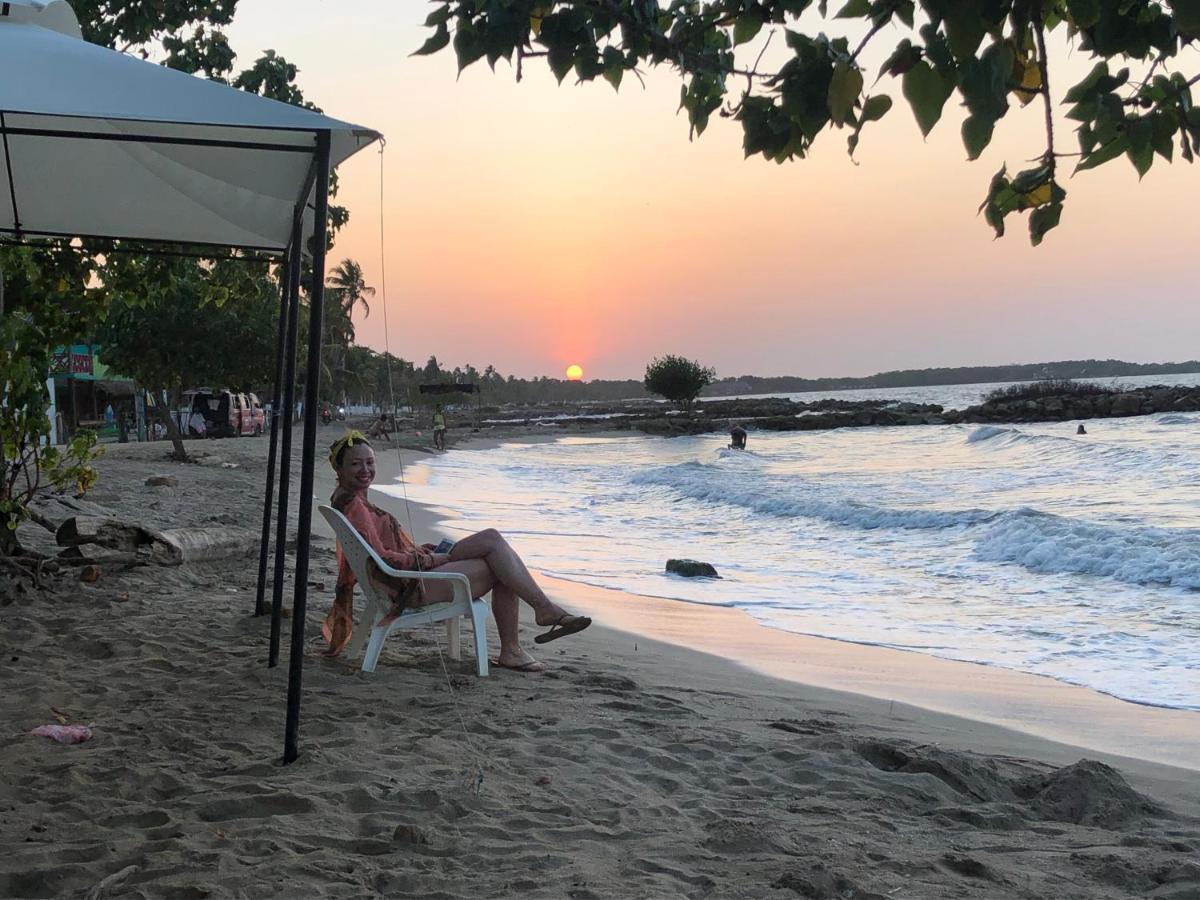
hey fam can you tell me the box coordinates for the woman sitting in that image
[323,432,591,672]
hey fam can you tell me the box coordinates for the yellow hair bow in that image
[328,429,370,469]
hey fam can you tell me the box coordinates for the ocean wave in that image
[966,425,1019,444]
[975,510,1200,590]
[631,464,994,530]
[965,423,1184,470]
[1155,414,1199,426]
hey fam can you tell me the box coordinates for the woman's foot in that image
[494,648,546,673]
[533,611,592,645]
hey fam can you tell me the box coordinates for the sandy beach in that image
[2,428,1199,899]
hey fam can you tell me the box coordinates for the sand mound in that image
[1015,758,1165,827]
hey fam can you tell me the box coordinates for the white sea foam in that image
[632,463,995,530]
[975,511,1200,589]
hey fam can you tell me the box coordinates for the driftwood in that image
[56,516,255,566]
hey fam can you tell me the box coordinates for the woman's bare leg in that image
[421,562,542,668]
[447,529,576,626]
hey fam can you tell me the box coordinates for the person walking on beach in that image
[432,404,447,450]
[366,412,392,442]
[324,432,591,672]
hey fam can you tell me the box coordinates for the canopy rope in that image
[374,139,486,797]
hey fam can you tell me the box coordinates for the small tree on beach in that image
[644,355,717,413]
[419,1,1200,246]
[97,256,280,461]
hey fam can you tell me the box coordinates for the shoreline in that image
[362,434,1200,774]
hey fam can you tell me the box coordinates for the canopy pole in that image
[268,220,303,665]
[283,129,332,765]
[0,111,22,236]
[254,252,293,616]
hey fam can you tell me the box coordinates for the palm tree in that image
[322,259,375,400]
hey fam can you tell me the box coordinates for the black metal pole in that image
[268,218,303,666]
[254,253,292,616]
[283,130,332,764]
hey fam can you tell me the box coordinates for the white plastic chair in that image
[318,505,490,676]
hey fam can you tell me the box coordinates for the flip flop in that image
[533,614,592,645]
[490,658,547,673]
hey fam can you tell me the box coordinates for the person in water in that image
[324,432,591,672]
[729,425,747,450]
[1076,423,1087,435]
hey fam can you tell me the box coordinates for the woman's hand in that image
[430,552,452,568]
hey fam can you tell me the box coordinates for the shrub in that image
[983,379,1114,404]
[644,355,716,413]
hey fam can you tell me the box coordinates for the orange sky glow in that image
[228,2,1199,380]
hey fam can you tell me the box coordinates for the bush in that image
[644,355,716,413]
[983,379,1114,404]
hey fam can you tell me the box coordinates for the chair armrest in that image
[369,563,472,598]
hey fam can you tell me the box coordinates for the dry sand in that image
[1,428,1198,899]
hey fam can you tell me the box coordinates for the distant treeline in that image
[699,359,1200,398]
[337,353,1200,408]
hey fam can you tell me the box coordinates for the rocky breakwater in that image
[635,400,947,436]
[947,384,1200,424]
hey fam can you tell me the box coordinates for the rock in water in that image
[666,559,720,578]
[145,475,178,488]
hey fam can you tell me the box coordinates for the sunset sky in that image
[227,2,1197,380]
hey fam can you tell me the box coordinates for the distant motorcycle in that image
[321,406,333,425]
[336,406,347,422]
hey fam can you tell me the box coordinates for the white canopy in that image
[0,0,380,251]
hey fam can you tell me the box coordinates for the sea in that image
[383,373,1200,712]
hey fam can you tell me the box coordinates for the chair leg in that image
[471,602,489,677]
[447,617,462,661]
[361,626,387,674]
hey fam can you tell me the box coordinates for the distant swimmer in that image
[1077,424,1087,435]
[729,425,747,450]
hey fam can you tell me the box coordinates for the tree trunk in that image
[150,386,189,461]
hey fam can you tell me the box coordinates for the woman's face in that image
[338,443,376,489]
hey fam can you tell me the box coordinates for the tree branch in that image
[1032,11,1055,171]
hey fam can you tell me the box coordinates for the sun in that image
[565,364,584,381]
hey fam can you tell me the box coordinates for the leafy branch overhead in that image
[418,0,1200,245]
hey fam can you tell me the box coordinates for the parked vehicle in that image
[180,389,265,438]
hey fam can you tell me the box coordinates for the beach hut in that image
[0,0,381,763]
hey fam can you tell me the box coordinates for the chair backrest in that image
[317,504,388,615]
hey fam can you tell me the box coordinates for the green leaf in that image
[1169,0,1200,38]
[424,4,451,28]
[860,94,893,122]
[733,8,764,45]
[961,114,994,159]
[412,22,449,57]
[827,61,864,125]
[1076,136,1129,172]
[878,39,921,79]
[835,0,871,17]
[1066,0,1101,28]
[902,61,954,136]
[1029,202,1063,246]
[941,5,987,60]
[602,46,623,91]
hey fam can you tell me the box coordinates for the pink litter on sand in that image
[31,724,92,744]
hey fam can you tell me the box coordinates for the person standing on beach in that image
[432,404,447,450]
[324,432,591,672]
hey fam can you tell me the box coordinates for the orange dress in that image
[322,489,436,657]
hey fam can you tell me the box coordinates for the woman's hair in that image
[328,430,371,470]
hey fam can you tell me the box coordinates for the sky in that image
[226,2,1199,381]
